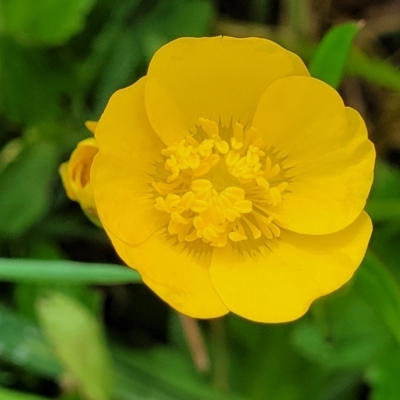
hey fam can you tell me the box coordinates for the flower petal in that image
[84,120,97,134]
[108,230,229,319]
[252,76,375,235]
[91,77,167,245]
[209,211,372,323]
[145,36,309,144]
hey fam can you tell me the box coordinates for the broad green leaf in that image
[0,37,65,123]
[59,394,82,400]
[353,251,400,346]
[0,141,58,237]
[309,22,360,88]
[15,282,101,325]
[137,0,214,61]
[92,26,142,115]
[225,318,347,400]
[0,0,95,46]
[292,286,391,371]
[0,304,62,377]
[366,199,400,222]
[75,0,142,94]
[369,224,400,284]
[367,342,400,400]
[366,162,400,222]
[369,162,400,199]
[366,162,400,282]
[0,387,49,400]
[0,258,141,285]
[37,292,113,400]
[112,345,246,400]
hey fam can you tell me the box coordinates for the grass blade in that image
[0,258,141,285]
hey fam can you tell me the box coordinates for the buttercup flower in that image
[60,122,100,225]
[91,36,375,323]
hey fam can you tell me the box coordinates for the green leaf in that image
[346,47,400,92]
[137,0,214,61]
[353,251,400,346]
[92,26,142,115]
[0,258,141,285]
[0,141,58,238]
[0,0,95,46]
[309,22,360,88]
[292,286,391,371]
[37,292,113,400]
[0,304,62,377]
[0,37,67,123]
[112,344,246,400]
[369,225,400,284]
[225,318,344,400]
[367,342,400,400]
[366,162,400,222]
[15,282,101,325]
[369,162,400,199]
[0,388,49,400]
[366,199,400,222]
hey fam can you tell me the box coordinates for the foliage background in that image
[1,0,400,399]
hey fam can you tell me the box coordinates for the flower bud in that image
[59,135,100,226]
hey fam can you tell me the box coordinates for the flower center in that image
[152,118,289,248]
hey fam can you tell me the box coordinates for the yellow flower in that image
[60,122,100,225]
[91,36,375,323]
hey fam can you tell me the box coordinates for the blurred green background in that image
[2,0,400,399]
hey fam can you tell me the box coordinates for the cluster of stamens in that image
[152,118,289,248]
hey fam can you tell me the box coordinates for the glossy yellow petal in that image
[145,36,309,144]
[108,230,229,319]
[91,77,167,245]
[88,37,375,323]
[209,211,372,323]
[84,120,97,134]
[252,76,375,235]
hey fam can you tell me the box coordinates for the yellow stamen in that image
[152,118,289,247]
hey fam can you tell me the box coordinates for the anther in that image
[226,150,240,167]
[191,179,213,192]
[215,140,229,154]
[154,118,290,247]
[233,123,244,142]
